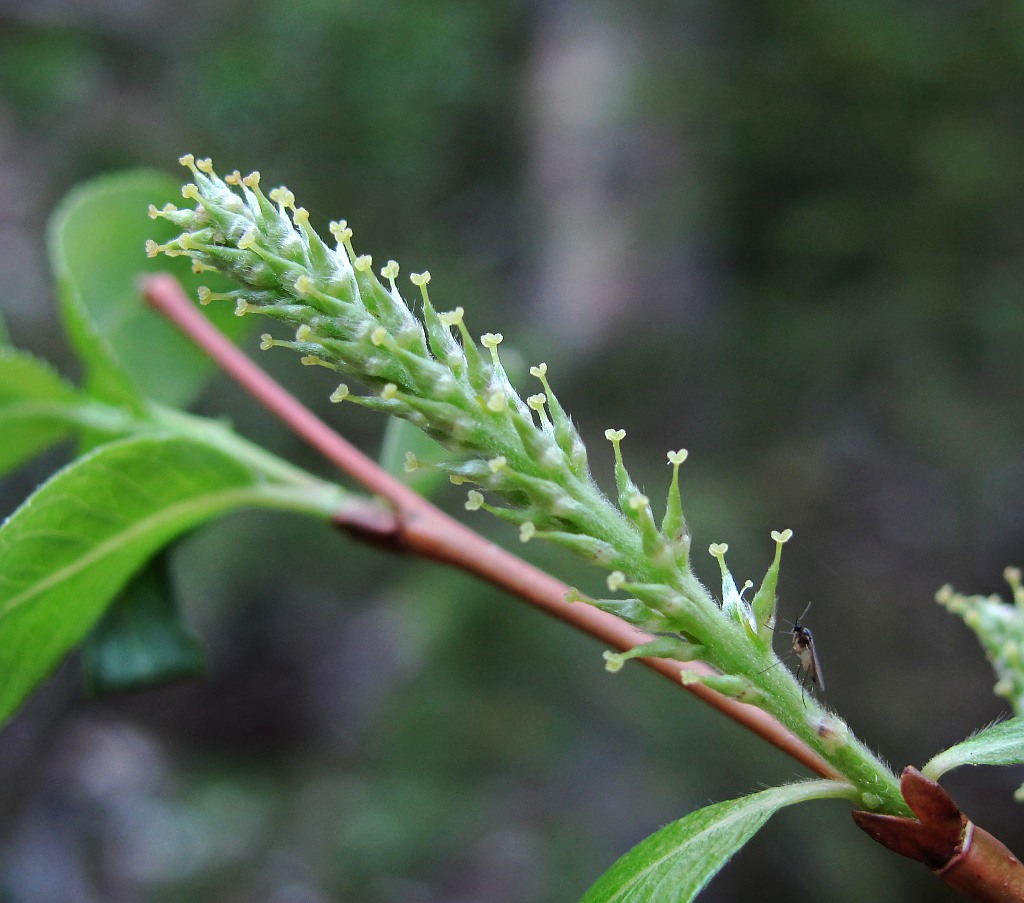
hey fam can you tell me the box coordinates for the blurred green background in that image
[1,1,1023,900]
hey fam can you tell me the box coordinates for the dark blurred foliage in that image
[1,1,1023,901]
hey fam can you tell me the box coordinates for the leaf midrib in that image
[0,485,266,618]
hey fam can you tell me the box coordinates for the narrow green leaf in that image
[379,417,450,498]
[579,780,854,903]
[0,348,81,476]
[82,547,206,696]
[0,306,10,346]
[923,717,1024,780]
[0,434,267,725]
[47,170,250,410]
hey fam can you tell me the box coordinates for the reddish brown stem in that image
[142,272,836,778]
[853,768,1024,902]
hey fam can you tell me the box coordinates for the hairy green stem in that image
[711,628,908,814]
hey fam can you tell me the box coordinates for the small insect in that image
[765,602,825,705]
[788,602,824,698]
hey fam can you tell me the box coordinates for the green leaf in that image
[0,306,9,345]
[0,348,81,476]
[47,169,250,409]
[579,780,854,903]
[379,417,450,498]
[82,547,206,696]
[0,434,268,726]
[923,717,1024,780]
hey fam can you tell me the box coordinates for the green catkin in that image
[146,156,917,817]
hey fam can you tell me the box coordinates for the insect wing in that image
[803,628,824,692]
[791,626,825,693]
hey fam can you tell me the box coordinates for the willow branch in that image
[142,271,836,779]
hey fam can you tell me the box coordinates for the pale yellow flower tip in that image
[328,220,352,241]
[603,651,625,673]
[268,186,295,208]
[439,307,464,327]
